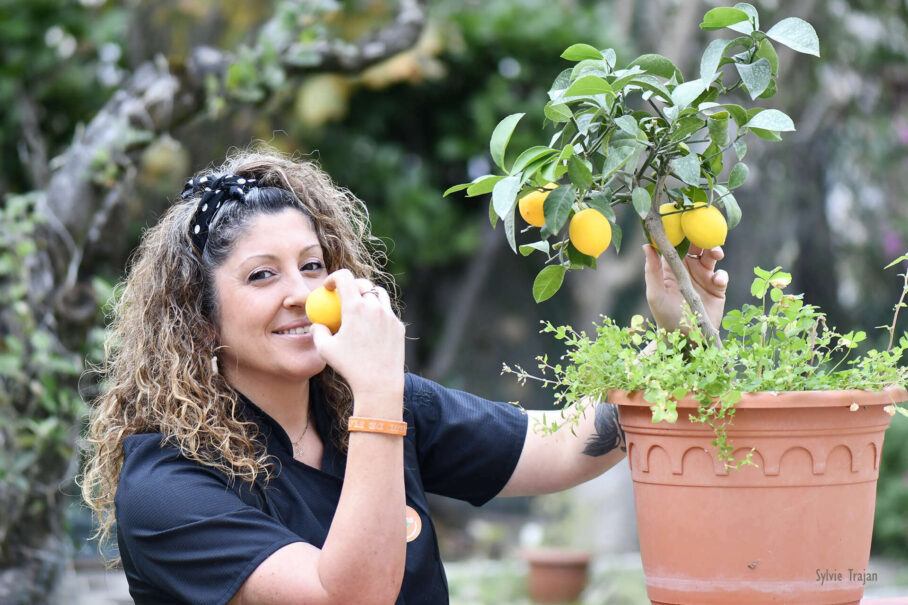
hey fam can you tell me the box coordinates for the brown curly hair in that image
[80,145,394,560]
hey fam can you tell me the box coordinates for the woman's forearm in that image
[320,435,406,603]
[318,393,406,604]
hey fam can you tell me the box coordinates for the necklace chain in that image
[292,414,310,452]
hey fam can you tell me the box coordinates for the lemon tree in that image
[446,3,819,343]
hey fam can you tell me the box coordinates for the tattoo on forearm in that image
[582,403,627,457]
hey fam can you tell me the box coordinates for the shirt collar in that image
[233,381,347,478]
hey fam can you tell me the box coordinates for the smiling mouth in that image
[274,326,312,335]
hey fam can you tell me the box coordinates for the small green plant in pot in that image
[450,5,908,603]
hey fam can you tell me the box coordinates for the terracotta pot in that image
[522,547,592,603]
[612,387,907,605]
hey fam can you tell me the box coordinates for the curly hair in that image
[80,145,394,561]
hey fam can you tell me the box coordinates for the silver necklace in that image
[292,415,310,452]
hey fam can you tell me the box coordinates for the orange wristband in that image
[348,416,407,436]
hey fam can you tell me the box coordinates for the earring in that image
[211,355,219,375]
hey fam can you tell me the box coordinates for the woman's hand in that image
[310,269,405,415]
[643,244,728,332]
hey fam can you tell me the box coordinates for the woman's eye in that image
[249,269,275,282]
[301,261,324,273]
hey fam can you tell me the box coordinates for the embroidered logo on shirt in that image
[405,505,422,542]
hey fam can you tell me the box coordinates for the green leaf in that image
[585,191,615,221]
[720,104,748,128]
[567,242,597,269]
[548,68,573,101]
[751,277,769,298]
[571,59,610,82]
[510,146,558,175]
[632,187,652,219]
[491,175,522,220]
[614,114,642,138]
[884,254,908,269]
[559,144,576,161]
[700,38,732,82]
[670,116,707,143]
[708,113,730,147]
[670,79,707,111]
[533,265,567,303]
[541,158,568,183]
[567,156,593,189]
[758,78,777,99]
[628,54,682,81]
[544,102,573,123]
[770,287,783,303]
[700,7,750,31]
[728,163,749,189]
[672,154,701,186]
[728,4,758,34]
[490,113,525,172]
[734,139,747,161]
[750,127,783,141]
[465,175,505,197]
[735,58,772,99]
[601,146,637,181]
[743,109,795,132]
[520,241,551,257]
[613,222,629,256]
[488,200,498,228]
[564,75,613,97]
[630,75,673,101]
[504,205,517,253]
[561,43,603,62]
[443,183,471,197]
[608,66,647,92]
[766,17,820,57]
[541,186,575,239]
[719,190,742,229]
[755,39,779,76]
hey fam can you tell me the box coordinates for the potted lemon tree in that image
[448,5,908,603]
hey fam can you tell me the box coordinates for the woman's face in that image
[212,207,328,391]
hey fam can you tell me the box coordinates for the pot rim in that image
[608,385,907,409]
[519,547,593,565]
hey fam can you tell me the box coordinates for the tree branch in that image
[643,174,723,347]
[40,0,428,299]
[282,0,427,73]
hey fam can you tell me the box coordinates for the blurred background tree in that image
[1,0,906,601]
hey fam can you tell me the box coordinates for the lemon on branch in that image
[305,285,342,333]
[518,182,557,227]
[653,203,686,250]
[680,203,727,249]
[569,208,612,257]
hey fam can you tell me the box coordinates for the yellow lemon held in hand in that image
[518,183,557,227]
[569,208,612,257]
[305,286,342,334]
[652,203,686,250]
[680,203,727,250]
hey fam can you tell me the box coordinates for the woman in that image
[81,147,727,605]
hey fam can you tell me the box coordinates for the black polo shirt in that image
[115,373,527,604]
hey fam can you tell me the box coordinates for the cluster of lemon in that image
[518,184,727,256]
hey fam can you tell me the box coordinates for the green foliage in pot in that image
[447,3,823,345]
[505,262,908,467]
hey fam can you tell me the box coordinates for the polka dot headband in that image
[182,174,257,255]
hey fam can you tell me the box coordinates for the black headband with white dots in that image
[182,174,257,255]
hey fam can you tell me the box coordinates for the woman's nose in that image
[282,274,313,309]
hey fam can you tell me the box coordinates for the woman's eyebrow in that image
[240,244,322,264]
